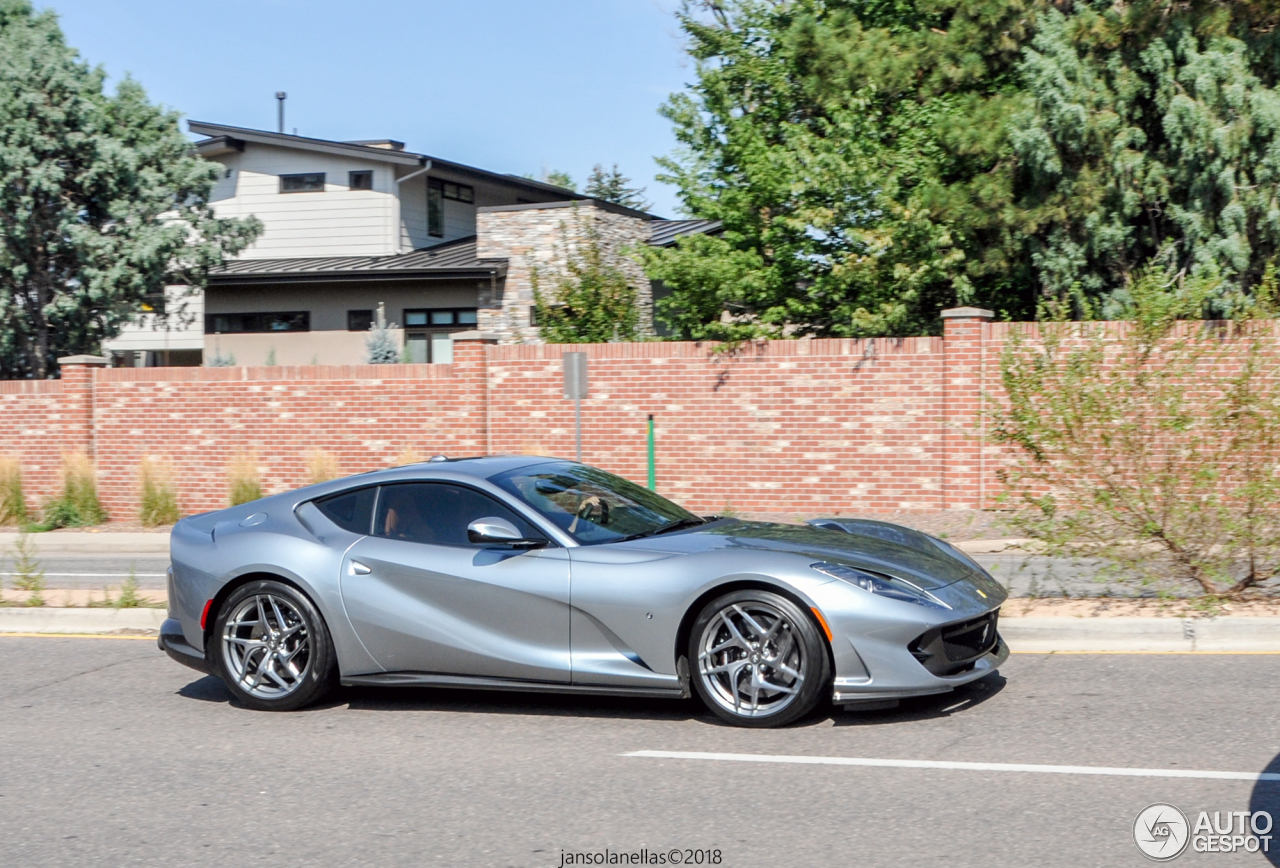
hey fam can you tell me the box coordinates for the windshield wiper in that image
[652,517,708,535]
[613,516,707,543]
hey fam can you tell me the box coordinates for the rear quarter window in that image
[314,487,377,534]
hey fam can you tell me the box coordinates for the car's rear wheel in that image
[688,589,830,728]
[213,580,336,711]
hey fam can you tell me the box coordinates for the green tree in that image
[648,1,1280,339]
[1009,2,1280,313]
[646,0,1044,341]
[583,164,651,211]
[532,207,640,343]
[0,1,260,378]
[540,169,576,191]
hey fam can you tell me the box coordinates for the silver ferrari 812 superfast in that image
[160,456,1007,727]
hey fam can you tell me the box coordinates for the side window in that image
[373,482,540,546]
[314,487,377,534]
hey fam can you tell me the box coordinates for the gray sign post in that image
[563,352,588,461]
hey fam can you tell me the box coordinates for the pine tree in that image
[0,1,261,378]
[583,164,651,212]
[364,303,401,363]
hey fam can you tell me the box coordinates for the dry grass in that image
[306,449,341,484]
[39,451,106,528]
[0,454,26,526]
[227,449,264,506]
[138,455,180,526]
[395,445,422,466]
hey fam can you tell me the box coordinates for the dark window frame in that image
[370,481,548,548]
[313,485,379,535]
[442,181,474,203]
[347,309,374,332]
[348,170,373,191]
[204,311,311,334]
[427,178,444,237]
[402,308,478,329]
[280,172,326,193]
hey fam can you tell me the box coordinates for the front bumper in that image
[158,617,211,675]
[807,577,1009,705]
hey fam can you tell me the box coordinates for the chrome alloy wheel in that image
[697,601,805,718]
[222,593,311,699]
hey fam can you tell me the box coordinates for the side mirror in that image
[467,517,545,548]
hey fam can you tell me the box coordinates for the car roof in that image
[372,454,566,482]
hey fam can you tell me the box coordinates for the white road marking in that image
[623,750,1280,782]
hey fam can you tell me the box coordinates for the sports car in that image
[160,455,1008,727]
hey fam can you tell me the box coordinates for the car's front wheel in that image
[213,580,336,711]
[688,589,830,727]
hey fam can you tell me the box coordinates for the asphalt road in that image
[1,637,1277,867]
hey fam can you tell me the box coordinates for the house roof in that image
[207,219,727,285]
[648,219,723,247]
[188,121,586,201]
[207,236,505,285]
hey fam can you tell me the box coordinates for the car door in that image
[341,481,571,682]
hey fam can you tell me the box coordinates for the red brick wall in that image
[487,337,947,514]
[0,314,1035,519]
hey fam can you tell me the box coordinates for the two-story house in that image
[104,121,719,367]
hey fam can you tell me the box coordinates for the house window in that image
[347,309,374,331]
[427,178,443,237]
[205,312,310,333]
[402,308,477,364]
[280,173,325,193]
[349,170,373,191]
[442,182,474,203]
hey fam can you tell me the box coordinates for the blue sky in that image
[43,0,694,217]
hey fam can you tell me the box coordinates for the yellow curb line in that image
[0,632,156,640]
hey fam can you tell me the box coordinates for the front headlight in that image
[811,562,950,610]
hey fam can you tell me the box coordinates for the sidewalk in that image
[0,530,169,554]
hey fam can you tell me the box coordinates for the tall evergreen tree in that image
[0,0,260,378]
[647,0,1280,339]
[583,164,651,211]
[1010,2,1280,313]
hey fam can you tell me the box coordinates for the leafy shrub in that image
[39,451,106,529]
[228,450,263,505]
[138,455,180,526]
[990,263,1280,597]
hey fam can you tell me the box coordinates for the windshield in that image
[491,462,701,544]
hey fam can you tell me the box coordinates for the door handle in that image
[350,561,372,575]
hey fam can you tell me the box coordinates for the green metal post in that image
[647,414,656,491]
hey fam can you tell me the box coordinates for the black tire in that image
[688,589,830,728]
[213,579,337,711]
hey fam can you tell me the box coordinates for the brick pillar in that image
[451,331,497,455]
[941,308,993,509]
[56,354,108,459]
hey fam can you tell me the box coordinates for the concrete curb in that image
[1001,616,1280,652]
[0,607,166,633]
[0,532,169,554]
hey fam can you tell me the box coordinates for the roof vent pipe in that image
[275,91,286,133]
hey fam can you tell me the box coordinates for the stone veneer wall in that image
[475,200,652,343]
